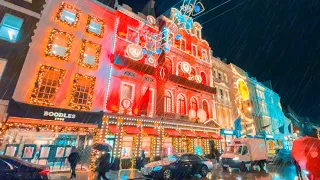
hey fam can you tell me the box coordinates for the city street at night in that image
[0,0,320,179]
[50,164,306,180]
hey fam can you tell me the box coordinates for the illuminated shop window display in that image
[55,2,80,27]
[0,13,23,43]
[68,73,96,111]
[141,137,151,158]
[194,138,203,155]
[45,29,74,61]
[30,65,66,106]
[79,40,101,69]
[163,137,173,156]
[121,136,133,158]
[86,15,105,38]
[0,128,94,172]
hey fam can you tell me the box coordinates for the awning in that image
[208,132,223,140]
[143,128,159,136]
[195,131,209,138]
[123,126,140,134]
[164,129,181,137]
[181,130,196,138]
[108,125,121,134]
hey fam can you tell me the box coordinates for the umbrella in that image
[292,137,320,177]
[93,143,113,152]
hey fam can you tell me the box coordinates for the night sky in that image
[120,0,320,124]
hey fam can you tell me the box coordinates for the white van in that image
[220,138,268,172]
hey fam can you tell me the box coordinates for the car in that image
[141,153,213,180]
[0,155,50,180]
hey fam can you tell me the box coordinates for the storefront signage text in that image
[123,70,136,78]
[44,111,76,121]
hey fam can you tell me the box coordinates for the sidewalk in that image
[50,169,149,180]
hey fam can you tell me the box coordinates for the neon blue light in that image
[194,5,201,13]
[175,34,181,40]
[142,49,147,54]
[61,9,76,24]
[0,13,23,43]
[153,166,162,171]
[156,48,161,54]
[88,21,101,34]
[195,146,203,155]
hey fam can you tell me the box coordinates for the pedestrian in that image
[140,150,146,169]
[293,158,303,180]
[68,146,81,180]
[97,152,110,180]
[214,148,220,163]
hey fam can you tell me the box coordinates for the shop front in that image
[0,100,102,172]
[100,115,220,170]
[220,129,237,151]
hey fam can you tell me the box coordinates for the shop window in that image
[86,15,105,38]
[69,73,96,111]
[191,44,197,56]
[30,65,66,106]
[191,97,198,111]
[203,100,209,118]
[127,27,139,43]
[79,40,101,69]
[141,137,151,158]
[180,39,186,51]
[0,13,23,43]
[0,59,7,80]
[45,29,74,61]
[165,90,173,113]
[174,38,180,49]
[121,136,133,158]
[55,2,80,27]
[177,94,186,115]
[121,83,134,100]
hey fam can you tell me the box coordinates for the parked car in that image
[273,148,292,165]
[141,153,213,180]
[0,155,50,180]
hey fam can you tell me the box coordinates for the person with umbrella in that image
[97,153,111,180]
[68,146,81,179]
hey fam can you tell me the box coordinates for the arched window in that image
[165,57,173,74]
[177,94,186,115]
[203,100,209,119]
[164,91,173,113]
[200,71,207,85]
[191,97,198,111]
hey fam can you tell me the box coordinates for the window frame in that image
[30,65,66,106]
[55,2,80,27]
[177,93,187,115]
[191,44,197,57]
[165,90,173,113]
[0,13,24,43]
[68,73,96,111]
[85,15,105,38]
[190,97,198,111]
[45,28,74,61]
[78,39,101,69]
[120,82,135,111]
[180,38,186,51]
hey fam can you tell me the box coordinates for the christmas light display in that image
[30,65,66,106]
[45,29,74,61]
[85,15,105,38]
[55,2,81,27]
[68,73,96,111]
[78,39,101,69]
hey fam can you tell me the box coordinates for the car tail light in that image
[39,169,50,175]
[208,159,212,162]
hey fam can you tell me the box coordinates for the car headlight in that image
[233,157,239,161]
[153,166,162,171]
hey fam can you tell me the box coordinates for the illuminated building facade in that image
[103,4,221,169]
[0,0,116,170]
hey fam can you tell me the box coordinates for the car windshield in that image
[163,155,179,162]
[226,146,243,154]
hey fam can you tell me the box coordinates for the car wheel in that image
[239,162,247,172]
[200,166,209,177]
[222,167,228,171]
[163,169,172,180]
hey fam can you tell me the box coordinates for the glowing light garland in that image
[55,2,81,27]
[78,39,101,69]
[86,15,105,38]
[45,29,74,61]
[68,73,96,111]
[30,65,66,106]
